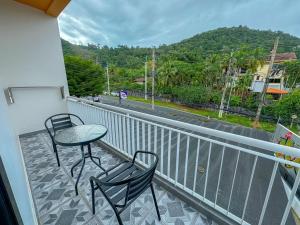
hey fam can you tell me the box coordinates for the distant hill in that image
[61,26,300,68]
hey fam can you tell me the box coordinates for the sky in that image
[58,0,300,47]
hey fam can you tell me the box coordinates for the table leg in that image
[88,144,106,172]
[71,158,83,177]
[75,145,85,195]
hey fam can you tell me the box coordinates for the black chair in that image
[44,113,84,167]
[90,151,161,225]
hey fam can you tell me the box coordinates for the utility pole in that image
[106,64,110,95]
[151,48,155,110]
[253,37,279,127]
[226,67,239,111]
[145,56,148,100]
[219,51,234,118]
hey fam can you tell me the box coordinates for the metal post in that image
[145,56,148,100]
[151,48,155,110]
[254,37,279,126]
[219,51,233,118]
[106,64,110,95]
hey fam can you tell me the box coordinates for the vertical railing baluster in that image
[131,119,135,155]
[108,112,114,146]
[154,126,157,155]
[241,156,258,223]
[175,133,181,184]
[122,115,127,154]
[280,168,300,225]
[184,136,190,188]
[113,113,118,148]
[103,110,107,142]
[126,114,131,156]
[167,130,171,178]
[105,111,110,143]
[118,115,123,152]
[258,162,279,225]
[160,128,164,174]
[193,139,201,193]
[148,124,151,165]
[114,114,119,149]
[204,142,212,200]
[142,122,146,163]
[227,150,240,214]
[137,120,140,151]
[215,145,225,206]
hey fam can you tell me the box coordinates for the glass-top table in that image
[54,124,108,195]
[54,124,107,146]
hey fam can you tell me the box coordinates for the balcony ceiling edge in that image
[15,0,71,17]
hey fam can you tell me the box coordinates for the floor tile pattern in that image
[20,131,216,225]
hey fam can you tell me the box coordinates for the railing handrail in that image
[67,96,300,158]
[4,86,65,104]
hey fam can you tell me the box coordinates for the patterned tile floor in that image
[20,131,217,225]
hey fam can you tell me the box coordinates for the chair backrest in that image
[44,113,84,137]
[51,115,73,132]
[125,152,158,204]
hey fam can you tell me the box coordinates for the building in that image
[250,52,297,95]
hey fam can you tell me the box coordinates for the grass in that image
[128,96,278,132]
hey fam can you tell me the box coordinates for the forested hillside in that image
[62,26,300,125]
[62,26,300,68]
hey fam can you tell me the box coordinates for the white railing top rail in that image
[67,96,300,158]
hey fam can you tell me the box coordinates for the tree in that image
[64,56,105,96]
[274,89,300,122]
[284,60,300,89]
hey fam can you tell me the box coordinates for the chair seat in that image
[99,162,141,206]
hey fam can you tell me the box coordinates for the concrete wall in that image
[0,91,38,225]
[0,1,69,224]
[0,0,69,135]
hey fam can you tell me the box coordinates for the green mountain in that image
[61,26,300,68]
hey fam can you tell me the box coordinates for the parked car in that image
[111,91,119,97]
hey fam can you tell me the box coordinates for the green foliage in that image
[170,86,210,104]
[61,26,300,126]
[283,60,300,88]
[64,56,105,96]
[274,89,300,121]
[230,95,242,106]
[62,26,300,68]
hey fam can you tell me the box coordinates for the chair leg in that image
[53,143,60,167]
[115,211,124,225]
[150,183,161,221]
[90,180,95,214]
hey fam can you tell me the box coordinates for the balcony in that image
[20,131,217,225]
[2,1,300,224]
[16,97,300,225]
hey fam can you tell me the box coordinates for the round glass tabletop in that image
[54,124,107,146]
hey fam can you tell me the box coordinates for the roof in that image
[266,88,288,94]
[15,0,70,17]
[267,52,297,63]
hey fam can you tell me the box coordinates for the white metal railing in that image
[67,97,300,225]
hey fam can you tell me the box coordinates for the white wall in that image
[0,90,38,225]
[0,0,69,135]
[0,1,69,224]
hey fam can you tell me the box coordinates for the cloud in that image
[58,0,300,47]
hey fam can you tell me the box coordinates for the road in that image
[96,95,296,225]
